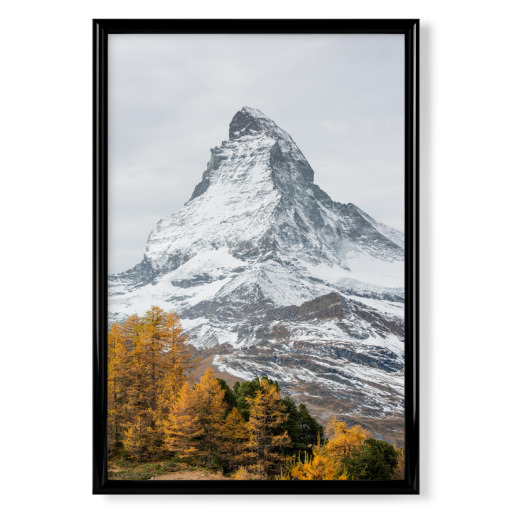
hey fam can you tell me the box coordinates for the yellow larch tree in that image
[325,419,368,459]
[194,369,227,465]
[122,328,156,457]
[123,412,151,459]
[108,313,145,454]
[107,321,128,453]
[288,435,350,481]
[162,382,204,460]
[106,307,198,458]
[288,419,368,480]
[119,313,144,345]
[289,449,348,480]
[246,378,291,478]
[142,306,197,385]
[146,307,198,439]
[218,408,252,472]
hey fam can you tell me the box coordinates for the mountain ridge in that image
[112,106,402,289]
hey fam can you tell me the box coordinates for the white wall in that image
[2,1,511,510]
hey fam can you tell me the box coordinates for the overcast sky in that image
[108,34,404,274]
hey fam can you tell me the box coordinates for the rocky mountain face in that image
[109,107,405,444]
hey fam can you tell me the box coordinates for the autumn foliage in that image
[108,306,403,480]
[107,306,197,457]
[287,421,366,480]
[285,420,403,481]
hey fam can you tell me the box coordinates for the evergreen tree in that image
[280,397,324,453]
[297,404,324,447]
[393,448,405,480]
[343,438,399,480]
[233,377,280,421]
[217,378,237,412]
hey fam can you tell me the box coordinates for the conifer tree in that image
[108,314,147,455]
[233,377,281,421]
[107,307,198,458]
[246,378,291,478]
[289,445,348,480]
[122,328,157,457]
[143,307,196,384]
[288,420,368,480]
[393,448,405,480]
[325,419,367,459]
[107,322,128,452]
[194,369,227,465]
[149,307,198,434]
[280,398,324,453]
[120,313,144,346]
[162,382,204,460]
[116,312,145,440]
[218,408,252,472]
[343,438,399,480]
[123,412,150,459]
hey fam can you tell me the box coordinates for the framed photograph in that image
[93,19,419,494]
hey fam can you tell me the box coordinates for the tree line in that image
[108,306,404,480]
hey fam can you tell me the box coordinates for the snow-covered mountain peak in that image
[111,107,404,320]
[229,106,291,142]
[190,107,313,205]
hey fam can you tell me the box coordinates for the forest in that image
[107,306,404,480]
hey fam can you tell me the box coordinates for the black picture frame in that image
[93,18,419,495]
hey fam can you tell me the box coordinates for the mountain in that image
[109,107,405,443]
